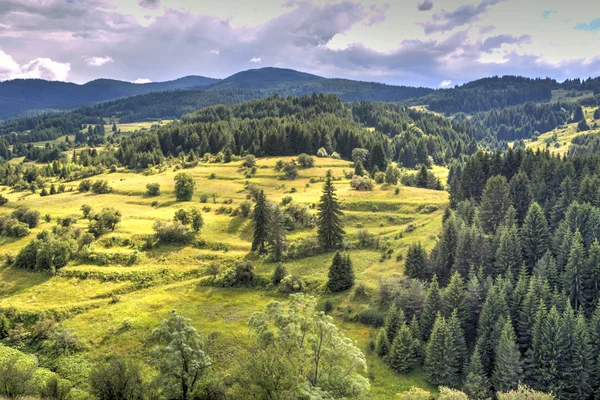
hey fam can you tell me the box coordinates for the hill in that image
[0,75,219,121]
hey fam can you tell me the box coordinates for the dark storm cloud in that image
[422,0,506,34]
[417,0,434,12]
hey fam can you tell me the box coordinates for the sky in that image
[0,0,599,87]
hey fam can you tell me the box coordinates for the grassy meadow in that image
[0,156,446,397]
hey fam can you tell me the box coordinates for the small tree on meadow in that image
[174,172,196,201]
[327,251,354,292]
[317,170,345,251]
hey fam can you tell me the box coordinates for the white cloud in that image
[0,49,70,81]
[250,57,262,63]
[209,49,220,55]
[133,78,151,84]
[440,79,453,88]
[82,56,114,67]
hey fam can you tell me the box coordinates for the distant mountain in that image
[0,75,219,120]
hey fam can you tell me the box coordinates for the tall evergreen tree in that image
[465,271,485,345]
[317,170,345,251]
[509,171,533,225]
[495,225,522,277]
[267,205,287,262]
[327,252,354,292]
[251,190,270,254]
[521,202,549,271]
[434,215,459,285]
[421,276,442,340]
[476,283,510,376]
[533,305,563,395]
[478,175,511,234]
[404,243,428,280]
[375,328,390,358]
[446,310,467,384]
[493,318,522,393]
[383,304,405,344]
[559,304,591,400]
[424,313,448,386]
[442,271,466,322]
[463,347,491,400]
[354,160,366,176]
[387,324,418,374]
[585,240,600,314]
[368,142,388,173]
[564,230,586,311]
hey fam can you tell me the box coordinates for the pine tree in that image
[492,318,522,393]
[533,252,560,291]
[251,190,270,254]
[559,305,591,400]
[424,313,448,386]
[465,271,485,345]
[494,225,522,277]
[589,301,600,395]
[434,215,459,285]
[421,276,442,340]
[478,175,511,234]
[446,310,467,384]
[573,105,585,122]
[463,347,491,400]
[387,324,418,374]
[551,177,576,228]
[368,142,388,173]
[509,171,533,225]
[404,243,428,280]
[327,252,354,292]
[383,304,405,344]
[267,205,286,262]
[453,225,474,278]
[354,160,365,176]
[442,271,466,322]
[317,170,345,251]
[564,230,586,311]
[376,327,390,357]
[585,240,600,314]
[594,108,600,120]
[533,305,563,395]
[476,283,510,376]
[521,202,549,271]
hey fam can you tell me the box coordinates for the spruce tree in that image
[551,177,576,228]
[492,318,522,393]
[521,202,549,271]
[594,107,600,120]
[478,175,511,234]
[424,313,447,386]
[317,170,345,251]
[533,305,563,395]
[585,240,600,313]
[494,225,522,277]
[251,190,270,254]
[476,283,510,376]
[327,252,354,292]
[387,324,418,374]
[589,301,600,395]
[442,271,466,322]
[368,142,388,173]
[375,327,390,358]
[384,304,405,344]
[446,310,467,384]
[509,171,533,225]
[434,215,458,285]
[421,275,442,340]
[267,205,286,262]
[453,225,474,278]
[559,305,591,400]
[564,230,586,311]
[465,271,485,345]
[573,105,585,122]
[463,347,491,400]
[404,243,428,280]
[354,160,365,176]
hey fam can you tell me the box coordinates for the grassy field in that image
[520,106,600,156]
[0,156,447,397]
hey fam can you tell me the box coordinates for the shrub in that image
[174,172,195,201]
[374,171,385,184]
[0,355,37,399]
[0,217,30,237]
[278,275,305,293]
[81,204,93,218]
[297,153,315,168]
[271,263,287,285]
[0,195,7,206]
[89,356,144,400]
[284,202,316,229]
[220,260,256,287]
[331,152,340,160]
[40,375,73,400]
[242,154,256,168]
[78,180,92,192]
[350,175,374,191]
[281,196,293,206]
[317,147,328,157]
[356,307,385,327]
[145,183,161,196]
[282,161,299,180]
[153,220,193,244]
[237,201,252,217]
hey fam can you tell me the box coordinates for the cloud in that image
[133,78,151,84]
[82,56,114,67]
[479,25,495,34]
[138,0,161,10]
[541,9,557,21]
[439,79,452,88]
[250,57,262,63]
[480,34,531,53]
[421,0,506,35]
[575,17,600,33]
[417,0,434,12]
[209,49,220,55]
[364,4,390,26]
[0,49,70,81]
